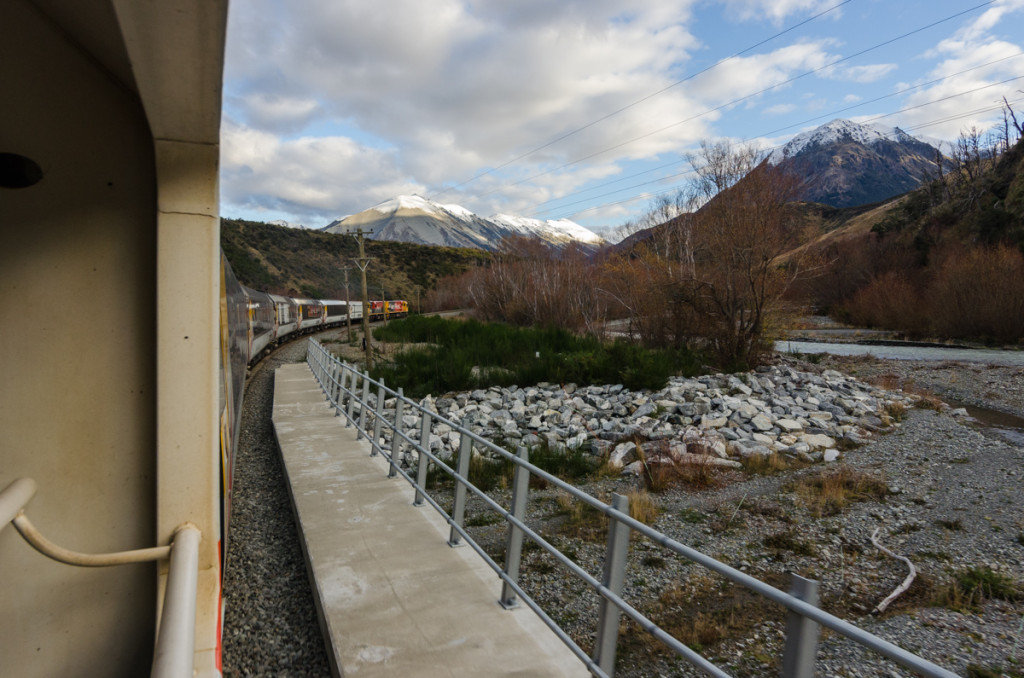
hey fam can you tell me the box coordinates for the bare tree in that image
[674,143,804,368]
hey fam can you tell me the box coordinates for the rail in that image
[1,478,201,678]
[305,338,960,678]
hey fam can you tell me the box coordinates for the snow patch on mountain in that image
[768,119,932,164]
[325,195,604,251]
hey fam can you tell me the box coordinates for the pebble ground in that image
[222,338,1024,677]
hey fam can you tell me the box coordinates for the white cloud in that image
[221,120,424,225]
[896,1,1024,140]
[833,63,898,84]
[764,103,797,115]
[222,0,713,221]
[716,0,841,24]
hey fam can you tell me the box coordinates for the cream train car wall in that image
[0,1,230,676]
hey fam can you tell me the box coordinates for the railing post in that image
[594,493,630,676]
[500,446,530,609]
[346,370,359,423]
[448,432,472,547]
[358,371,370,440]
[150,525,201,678]
[340,366,351,427]
[332,362,343,413]
[325,361,335,405]
[414,410,432,506]
[371,377,386,457]
[388,387,404,478]
[782,574,820,678]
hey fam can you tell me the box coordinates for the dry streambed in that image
[441,358,1024,678]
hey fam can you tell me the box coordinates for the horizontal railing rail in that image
[306,338,959,678]
[1,477,201,678]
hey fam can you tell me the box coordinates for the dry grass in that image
[618,572,787,661]
[626,488,660,525]
[551,491,609,543]
[933,566,1023,613]
[640,456,724,492]
[740,451,794,476]
[883,401,908,422]
[790,465,890,517]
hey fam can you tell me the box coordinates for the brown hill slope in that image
[221,218,490,303]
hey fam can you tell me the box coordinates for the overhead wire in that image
[427,0,853,200]
[471,0,998,201]
[518,51,1024,217]
[543,96,1024,223]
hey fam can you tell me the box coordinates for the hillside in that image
[796,134,1024,343]
[221,218,490,302]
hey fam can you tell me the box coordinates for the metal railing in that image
[1,477,201,678]
[306,338,960,678]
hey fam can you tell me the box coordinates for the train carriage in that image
[243,286,277,363]
[320,300,349,327]
[270,294,298,340]
[294,298,324,333]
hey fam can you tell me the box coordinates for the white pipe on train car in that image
[151,524,202,678]
[0,478,37,531]
[12,512,172,566]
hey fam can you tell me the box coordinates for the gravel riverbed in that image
[223,338,1024,677]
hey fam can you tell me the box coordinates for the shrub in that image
[927,245,1024,343]
[372,316,703,398]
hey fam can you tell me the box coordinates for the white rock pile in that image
[379,365,919,473]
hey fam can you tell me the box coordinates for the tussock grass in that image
[626,489,660,525]
[790,465,890,517]
[740,451,794,476]
[883,401,908,422]
[618,573,787,661]
[934,566,1022,612]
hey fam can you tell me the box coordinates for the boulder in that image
[802,433,836,449]
[608,442,637,470]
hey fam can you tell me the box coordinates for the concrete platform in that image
[272,363,591,678]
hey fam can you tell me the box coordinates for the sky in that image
[220,0,1024,235]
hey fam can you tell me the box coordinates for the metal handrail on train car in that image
[0,477,201,678]
[305,338,960,678]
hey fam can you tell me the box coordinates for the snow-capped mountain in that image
[768,119,941,208]
[323,195,605,251]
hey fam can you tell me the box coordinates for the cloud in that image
[222,0,715,221]
[764,103,797,115]
[832,63,898,84]
[896,1,1024,139]
[221,120,424,225]
[716,0,841,24]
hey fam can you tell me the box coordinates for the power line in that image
[428,0,853,200]
[519,51,1024,217]
[544,96,1024,223]
[468,1,998,202]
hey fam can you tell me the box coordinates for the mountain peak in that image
[324,197,605,251]
[767,119,941,208]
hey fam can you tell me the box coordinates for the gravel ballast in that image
[223,337,1024,677]
[222,335,332,677]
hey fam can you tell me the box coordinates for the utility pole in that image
[341,266,353,343]
[348,228,374,369]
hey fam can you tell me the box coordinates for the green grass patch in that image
[371,315,703,398]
